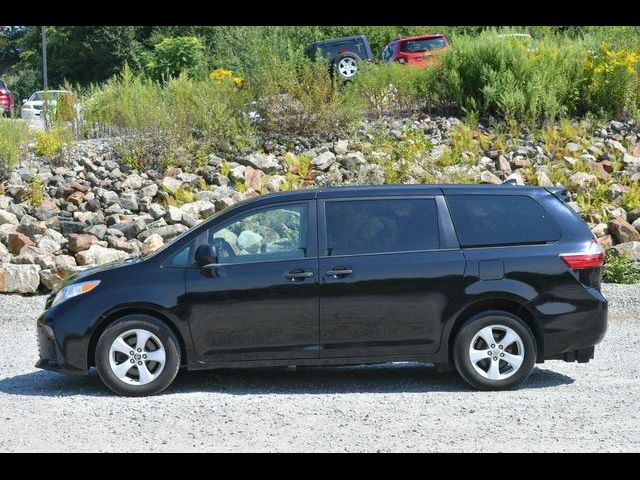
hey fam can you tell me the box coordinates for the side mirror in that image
[22,99,27,104]
[194,244,218,267]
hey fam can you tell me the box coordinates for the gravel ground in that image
[0,284,638,452]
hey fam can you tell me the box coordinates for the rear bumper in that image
[529,286,607,362]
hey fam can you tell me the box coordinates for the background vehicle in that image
[20,89,69,120]
[0,80,15,117]
[304,35,374,80]
[381,34,449,67]
[36,184,607,396]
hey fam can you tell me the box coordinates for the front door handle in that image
[285,270,314,280]
[325,268,353,277]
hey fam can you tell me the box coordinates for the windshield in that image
[29,91,64,101]
[400,37,447,53]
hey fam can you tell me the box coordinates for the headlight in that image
[52,280,101,307]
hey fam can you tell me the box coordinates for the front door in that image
[185,200,319,363]
[318,196,466,358]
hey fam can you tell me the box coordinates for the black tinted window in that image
[325,199,439,256]
[446,195,561,247]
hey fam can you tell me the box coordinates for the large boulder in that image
[0,264,41,293]
[67,233,100,253]
[236,153,281,173]
[141,233,164,255]
[311,151,337,171]
[608,218,640,244]
[39,269,65,291]
[0,210,19,226]
[76,244,129,266]
[137,224,188,242]
[7,232,35,255]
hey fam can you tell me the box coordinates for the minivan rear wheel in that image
[453,311,536,390]
[95,314,181,396]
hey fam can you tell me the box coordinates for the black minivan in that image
[36,185,607,396]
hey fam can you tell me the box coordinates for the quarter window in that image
[208,204,308,264]
[446,195,561,247]
[325,198,439,256]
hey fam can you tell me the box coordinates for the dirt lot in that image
[0,284,638,452]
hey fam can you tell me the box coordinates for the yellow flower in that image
[209,68,233,84]
[232,76,244,87]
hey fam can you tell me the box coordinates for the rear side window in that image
[325,198,439,256]
[446,195,561,247]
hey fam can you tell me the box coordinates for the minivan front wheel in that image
[96,315,181,396]
[453,311,536,390]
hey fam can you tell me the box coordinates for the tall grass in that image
[435,31,588,123]
[0,119,28,175]
[83,65,256,168]
[80,28,640,159]
[251,55,364,138]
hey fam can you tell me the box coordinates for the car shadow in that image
[0,363,574,398]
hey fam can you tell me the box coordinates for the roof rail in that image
[502,179,518,185]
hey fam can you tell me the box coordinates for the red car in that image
[381,34,449,67]
[0,80,15,117]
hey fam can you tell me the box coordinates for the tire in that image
[95,314,181,396]
[334,54,359,80]
[453,311,536,391]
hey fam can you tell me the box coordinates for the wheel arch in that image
[445,298,544,362]
[87,306,189,370]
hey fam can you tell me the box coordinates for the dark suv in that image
[36,184,607,396]
[304,35,374,80]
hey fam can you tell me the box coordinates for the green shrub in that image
[348,62,439,117]
[145,36,206,81]
[166,185,195,207]
[34,126,71,158]
[583,44,639,119]
[53,91,79,123]
[603,249,639,284]
[437,123,478,167]
[436,31,587,123]
[84,66,256,168]
[251,54,364,138]
[0,119,28,172]
[25,176,45,207]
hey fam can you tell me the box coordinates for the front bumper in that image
[35,300,90,376]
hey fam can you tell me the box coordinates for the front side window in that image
[208,204,308,264]
[325,198,439,256]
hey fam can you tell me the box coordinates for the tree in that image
[144,36,205,81]
[0,26,26,75]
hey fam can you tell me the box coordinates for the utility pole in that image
[41,26,49,131]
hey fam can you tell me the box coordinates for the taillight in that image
[560,240,604,269]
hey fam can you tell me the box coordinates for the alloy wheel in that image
[337,57,358,78]
[468,325,525,381]
[108,329,166,385]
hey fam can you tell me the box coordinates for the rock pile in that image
[1,116,639,293]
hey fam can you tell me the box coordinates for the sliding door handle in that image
[325,268,353,277]
[285,270,314,279]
